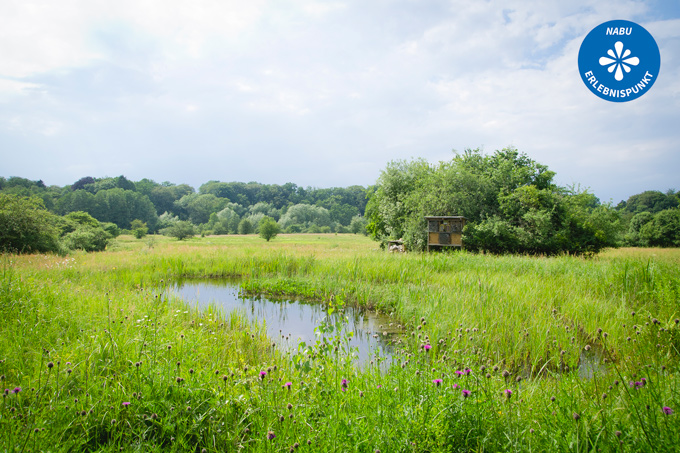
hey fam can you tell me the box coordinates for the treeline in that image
[0,176,370,237]
[2,150,679,255]
[367,148,680,254]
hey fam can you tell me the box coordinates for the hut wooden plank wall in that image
[425,216,466,251]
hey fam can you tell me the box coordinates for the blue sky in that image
[1,0,678,204]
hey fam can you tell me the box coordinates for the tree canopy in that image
[366,148,620,255]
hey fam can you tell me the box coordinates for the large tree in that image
[367,148,619,255]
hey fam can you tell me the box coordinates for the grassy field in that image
[1,234,679,452]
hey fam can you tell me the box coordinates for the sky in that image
[1,0,679,204]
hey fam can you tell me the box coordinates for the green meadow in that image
[1,234,679,452]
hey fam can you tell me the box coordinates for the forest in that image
[1,148,679,254]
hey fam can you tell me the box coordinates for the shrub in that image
[130,219,148,239]
[238,218,253,235]
[0,194,61,253]
[259,216,280,242]
[63,226,111,252]
[162,221,195,240]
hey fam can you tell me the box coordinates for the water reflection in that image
[170,280,404,364]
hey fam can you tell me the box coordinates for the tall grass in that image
[2,235,679,451]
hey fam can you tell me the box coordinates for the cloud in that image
[0,0,678,203]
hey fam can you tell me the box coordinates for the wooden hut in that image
[425,216,466,251]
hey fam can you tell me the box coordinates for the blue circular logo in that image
[578,20,660,102]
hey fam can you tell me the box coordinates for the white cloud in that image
[0,0,678,202]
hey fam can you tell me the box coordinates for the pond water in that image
[170,280,404,365]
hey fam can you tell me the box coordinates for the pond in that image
[170,280,404,365]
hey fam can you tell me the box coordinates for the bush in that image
[101,222,121,237]
[130,219,148,239]
[63,226,111,252]
[259,216,280,242]
[0,194,61,253]
[285,224,303,233]
[162,221,195,240]
[238,218,253,235]
[639,209,680,247]
[349,215,368,235]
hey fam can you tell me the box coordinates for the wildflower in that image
[47,362,54,369]
[424,344,432,351]
[584,345,591,351]
[662,406,673,415]
[433,379,442,387]
[462,389,471,398]
[284,382,292,390]
[573,412,580,421]
[341,379,348,389]
[504,389,512,399]
[267,431,276,440]
[122,402,130,407]
[260,371,267,380]
[615,431,622,438]
[12,387,21,394]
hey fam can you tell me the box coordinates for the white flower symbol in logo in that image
[599,41,640,81]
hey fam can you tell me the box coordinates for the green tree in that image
[349,215,368,235]
[130,219,148,239]
[174,193,226,224]
[367,148,617,255]
[0,194,61,253]
[278,204,331,230]
[162,221,195,240]
[62,226,110,252]
[238,218,253,235]
[259,216,280,241]
[624,211,654,245]
[622,190,679,214]
[639,209,680,247]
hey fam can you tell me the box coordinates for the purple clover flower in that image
[662,406,673,415]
